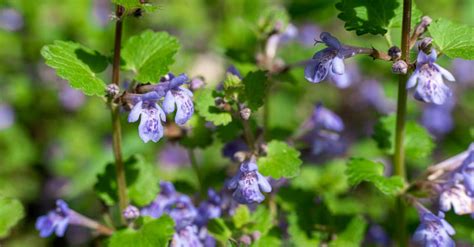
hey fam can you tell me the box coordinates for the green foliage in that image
[122,30,179,83]
[372,114,434,162]
[242,71,269,111]
[247,206,273,235]
[252,235,282,247]
[291,160,349,195]
[232,205,251,228]
[108,216,175,247]
[258,140,302,179]
[287,212,321,246]
[94,155,159,206]
[257,6,290,35]
[430,19,474,59]
[41,41,107,96]
[194,89,233,126]
[0,197,24,238]
[207,218,232,243]
[336,0,423,35]
[346,158,405,196]
[329,216,367,247]
[336,0,398,35]
[112,0,157,13]
[180,115,213,149]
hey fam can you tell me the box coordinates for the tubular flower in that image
[162,74,194,125]
[407,48,455,105]
[304,32,354,88]
[227,159,272,204]
[128,91,166,143]
[36,200,71,237]
[413,211,455,247]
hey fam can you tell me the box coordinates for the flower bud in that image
[392,60,408,74]
[214,97,225,109]
[106,84,120,97]
[190,77,205,91]
[418,37,433,54]
[251,231,262,241]
[388,46,401,60]
[123,205,140,221]
[240,108,251,120]
[239,235,252,245]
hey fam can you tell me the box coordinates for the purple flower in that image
[166,195,198,230]
[413,211,455,247]
[158,144,190,168]
[171,225,203,247]
[439,183,473,215]
[227,159,272,204]
[123,205,140,220]
[0,8,23,31]
[162,74,194,125]
[128,91,166,143]
[460,144,474,195]
[226,65,242,79]
[309,103,344,132]
[59,85,85,111]
[36,200,71,237]
[358,80,394,114]
[407,49,455,105]
[222,139,249,161]
[297,24,321,47]
[141,182,178,218]
[304,32,353,88]
[311,131,345,156]
[452,59,474,85]
[0,103,15,130]
[421,98,454,137]
[195,190,222,227]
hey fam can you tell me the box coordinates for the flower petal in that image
[174,91,194,125]
[257,173,272,193]
[329,70,350,88]
[162,90,176,114]
[406,71,419,89]
[128,101,143,123]
[434,63,456,82]
[331,56,345,75]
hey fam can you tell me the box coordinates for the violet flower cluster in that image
[304,32,357,88]
[407,48,455,105]
[438,144,474,216]
[304,103,345,156]
[128,73,194,143]
[141,182,222,247]
[413,209,455,247]
[227,159,272,204]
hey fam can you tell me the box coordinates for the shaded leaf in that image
[0,196,24,238]
[430,19,474,59]
[41,41,107,96]
[122,30,179,82]
[258,140,302,179]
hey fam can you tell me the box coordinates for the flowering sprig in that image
[36,200,113,238]
[227,158,272,204]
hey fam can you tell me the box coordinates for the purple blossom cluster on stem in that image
[227,158,272,204]
[407,48,456,105]
[127,73,194,143]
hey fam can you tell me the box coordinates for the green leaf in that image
[258,140,302,179]
[94,155,159,206]
[180,115,213,148]
[287,212,320,246]
[346,158,405,196]
[242,71,268,111]
[109,216,175,247]
[329,216,367,247]
[430,19,474,59]
[248,206,273,235]
[194,89,233,126]
[291,160,348,195]
[335,0,399,35]
[232,205,251,229]
[122,30,179,83]
[372,114,434,162]
[252,235,281,247]
[0,197,24,238]
[207,218,232,243]
[388,1,422,29]
[41,41,107,96]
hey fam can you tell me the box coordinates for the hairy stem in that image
[394,0,412,245]
[110,5,128,224]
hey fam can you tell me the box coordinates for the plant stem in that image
[188,149,204,195]
[394,0,412,246]
[110,5,128,224]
